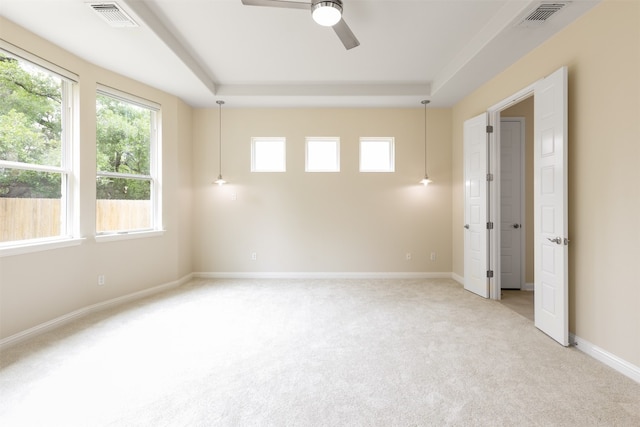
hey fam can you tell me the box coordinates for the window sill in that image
[0,237,85,258]
[95,229,165,243]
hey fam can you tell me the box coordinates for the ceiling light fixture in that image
[311,0,343,27]
[214,100,227,186]
[420,100,433,186]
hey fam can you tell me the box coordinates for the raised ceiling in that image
[0,0,600,108]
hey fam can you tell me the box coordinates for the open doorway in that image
[464,66,568,345]
[499,98,534,321]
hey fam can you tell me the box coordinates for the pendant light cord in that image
[216,100,224,177]
[422,100,430,175]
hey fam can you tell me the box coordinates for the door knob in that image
[464,224,470,229]
[512,224,521,229]
[547,237,562,244]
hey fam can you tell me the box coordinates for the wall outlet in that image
[405,253,412,260]
[98,275,106,286]
[251,252,257,261]
[430,252,437,262]
[231,192,237,201]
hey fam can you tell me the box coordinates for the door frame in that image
[487,84,536,300]
[499,117,526,290]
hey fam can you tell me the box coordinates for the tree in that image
[96,94,152,200]
[0,53,62,198]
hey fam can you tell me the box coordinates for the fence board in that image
[1,199,151,242]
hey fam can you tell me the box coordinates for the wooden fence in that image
[1,198,150,242]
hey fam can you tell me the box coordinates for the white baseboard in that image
[570,333,640,384]
[193,271,454,280]
[0,273,193,351]
[451,273,464,285]
[522,282,534,291]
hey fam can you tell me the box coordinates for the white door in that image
[500,119,524,289]
[464,113,489,298]
[534,67,569,346]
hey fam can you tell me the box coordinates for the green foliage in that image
[0,52,153,201]
[0,53,62,198]
[96,94,152,200]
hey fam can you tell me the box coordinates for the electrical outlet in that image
[231,192,237,201]
[251,252,257,261]
[98,275,106,286]
[405,253,412,260]
[430,252,437,262]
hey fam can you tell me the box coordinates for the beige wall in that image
[452,0,640,366]
[0,18,193,339]
[192,107,452,274]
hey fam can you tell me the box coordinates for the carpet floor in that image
[1,278,638,426]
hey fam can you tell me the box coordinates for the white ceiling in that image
[0,0,600,108]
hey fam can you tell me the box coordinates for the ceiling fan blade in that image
[241,0,311,10]
[333,19,360,50]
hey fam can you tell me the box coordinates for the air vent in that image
[88,2,138,27]
[517,2,570,27]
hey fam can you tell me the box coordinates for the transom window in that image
[360,137,395,172]
[306,137,340,172]
[0,47,76,247]
[251,137,286,172]
[96,87,160,234]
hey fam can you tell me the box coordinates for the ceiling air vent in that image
[517,2,570,27]
[88,2,138,27]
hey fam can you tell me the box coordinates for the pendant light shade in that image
[214,100,227,186]
[420,99,432,186]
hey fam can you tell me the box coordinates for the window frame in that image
[251,137,286,172]
[305,137,340,172]
[0,43,81,256]
[359,137,395,172]
[95,85,162,238]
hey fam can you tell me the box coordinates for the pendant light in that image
[420,99,433,186]
[214,100,227,185]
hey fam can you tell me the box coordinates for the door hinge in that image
[487,222,494,230]
[486,125,494,133]
[486,173,494,182]
[487,270,494,278]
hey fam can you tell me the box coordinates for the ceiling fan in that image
[241,0,360,50]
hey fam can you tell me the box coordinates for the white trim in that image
[251,137,287,172]
[0,237,84,258]
[193,271,453,280]
[570,334,640,384]
[359,137,395,172]
[487,84,536,300]
[96,84,160,111]
[0,273,193,351]
[305,137,340,172]
[95,229,165,242]
[451,273,464,285]
[522,282,534,291]
[0,39,78,82]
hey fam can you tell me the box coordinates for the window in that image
[96,87,160,235]
[0,47,76,247]
[251,137,286,172]
[306,137,340,172]
[360,137,395,172]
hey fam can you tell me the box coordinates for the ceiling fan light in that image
[312,1,342,27]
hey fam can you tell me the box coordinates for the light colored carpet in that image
[1,278,638,426]
[499,289,534,322]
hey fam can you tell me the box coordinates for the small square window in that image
[306,137,340,172]
[251,137,286,172]
[360,137,395,172]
